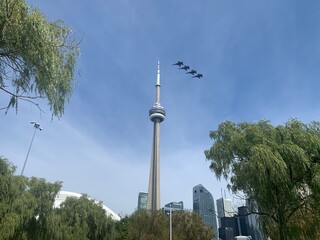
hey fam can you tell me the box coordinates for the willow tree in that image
[171,211,213,240]
[0,156,61,240]
[0,0,79,117]
[0,157,115,240]
[125,209,213,240]
[205,119,320,240]
[126,210,169,240]
[50,195,114,240]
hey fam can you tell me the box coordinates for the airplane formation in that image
[172,61,203,79]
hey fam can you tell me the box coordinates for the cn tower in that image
[147,61,166,211]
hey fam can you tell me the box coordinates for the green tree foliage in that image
[0,156,61,240]
[126,210,168,240]
[113,216,129,240]
[0,0,79,117]
[123,209,213,240]
[0,156,116,240]
[50,195,114,240]
[171,210,213,240]
[205,119,320,240]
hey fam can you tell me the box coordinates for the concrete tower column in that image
[147,61,166,211]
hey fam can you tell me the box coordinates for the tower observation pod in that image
[147,61,166,211]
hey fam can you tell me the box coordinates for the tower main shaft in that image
[147,61,166,211]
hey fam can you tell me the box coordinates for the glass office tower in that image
[217,197,234,227]
[137,192,148,210]
[193,184,218,239]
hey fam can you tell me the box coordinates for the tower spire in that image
[156,61,161,105]
[147,61,166,211]
[157,61,160,86]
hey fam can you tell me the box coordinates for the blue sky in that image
[1,0,320,215]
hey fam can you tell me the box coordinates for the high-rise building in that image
[246,199,263,240]
[218,205,255,240]
[137,192,148,210]
[164,201,184,210]
[237,206,250,236]
[219,227,234,240]
[217,197,233,227]
[219,216,238,240]
[193,184,218,239]
[163,201,184,215]
[147,62,166,211]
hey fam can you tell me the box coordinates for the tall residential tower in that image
[147,62,166,211]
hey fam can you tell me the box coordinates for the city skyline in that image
[1,0,320,215]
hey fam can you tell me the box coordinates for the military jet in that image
[172,61,184,67]
[186,69,197,75]
[192,73,203,79]
[179,65,190,71]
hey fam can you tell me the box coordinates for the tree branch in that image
[0,86,44,114]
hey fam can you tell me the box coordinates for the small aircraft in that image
[186,69,197,75]
[172,61,184,67]
[192,73,203,79]
[179,65,190,71]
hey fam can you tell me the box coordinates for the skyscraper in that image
[216,197,234,227]
[147,62,166,211]
[137,192,148,210]
[246,199,263,240]
[193,184,218,238]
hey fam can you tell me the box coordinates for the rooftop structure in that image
[54,191,120,221]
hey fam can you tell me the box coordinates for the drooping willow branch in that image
[0,86,44,114]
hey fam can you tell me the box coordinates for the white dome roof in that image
[54,191,120,221]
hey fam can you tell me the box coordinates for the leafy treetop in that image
[0,0,80,117]
[205,119,320,240]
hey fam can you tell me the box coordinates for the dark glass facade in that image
[164,201,184,210]
[193,184,218,239]
[137,192,148,210]
[163,201,184,215]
